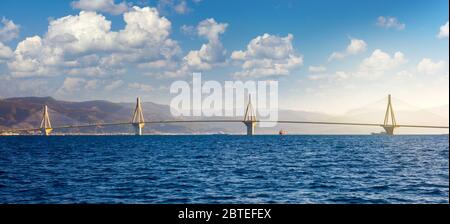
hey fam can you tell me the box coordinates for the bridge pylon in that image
[243,95,257,135]
[382,94,398,135]
[40,105,53,136]
[132,97,145,135]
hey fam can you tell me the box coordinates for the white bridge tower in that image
[243,95,257,136]
[132,97,145,135]
[40,105,53,136]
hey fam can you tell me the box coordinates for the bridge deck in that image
[1,120,448,133]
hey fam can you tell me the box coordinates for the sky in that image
[0,0,448,114]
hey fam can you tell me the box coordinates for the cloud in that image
[376,16,405,30]
[0,76,51,97]
[231,33,303,78]
[6,7,181,78]
[319,49,407,81]
[58,77,87,93]
[158,0,191,15]
[182,18,228,71]
[417,58,448,75]
[359,49,406,75]
[197,18,227,42]
[329,38,367,61]
[0,17,20,42]
[0,42,13,60]
[308,65,326,73]
[55,77,124,96]
[438,21,449,39]
[71,0,129,15]
[128,82,154,91]
[180,24,195,36]
[104,79,124,91]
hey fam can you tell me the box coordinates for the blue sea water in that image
[0,135,448,204]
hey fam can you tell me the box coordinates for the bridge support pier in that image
[244,121,256,136]
[133,123,145,136]
[382,126,396,135]
[41,128,53,136]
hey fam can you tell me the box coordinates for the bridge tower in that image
[382,94,397,135]
[132,97,145,135]
[40,105,53,136]
[243,95,257,135]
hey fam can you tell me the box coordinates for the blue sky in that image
[0,0,448,114]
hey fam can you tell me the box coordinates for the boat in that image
[279,129,287,135]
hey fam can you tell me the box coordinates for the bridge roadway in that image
[1,119,448,133]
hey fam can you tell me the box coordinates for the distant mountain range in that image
[0,97,448,134]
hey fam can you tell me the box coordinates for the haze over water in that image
[0,135,448,204]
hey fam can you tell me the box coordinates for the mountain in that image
[0,97,448,134]
[0,97,191,134]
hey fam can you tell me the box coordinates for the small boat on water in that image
[279,129,287,135]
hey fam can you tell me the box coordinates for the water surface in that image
[0,135,448,203]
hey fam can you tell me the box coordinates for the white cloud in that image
[376,16,405,30]
[307,74,327,80]
[85,79,99,90]
[58,77,87,93]
[346,38,367,55]
[6,7,181,78]
[359,49,406,74]
[0,42,13,60]
[0,17,20,42]
[329,38,367,61]
[158,0,191,15]
[183,18,228,71]
[231,33,303,78]
[0,76,51,97]
[180,24,195,36]
[438,21,449,39]
[71,0,129,15]
[319,49,407,81]
[128,82,154,92]
[308,65,326,73]
[197,18,227,42]
[417,58,448,75]
[104,80,124,91]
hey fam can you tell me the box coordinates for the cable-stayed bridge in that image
[0,95,448,136]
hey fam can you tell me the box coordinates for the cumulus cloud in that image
[376,16,406,30]
[309,49,408,84]
[417,58,448,75]
[182,18,228,71]
[58,77,87,93]
[6,7,181,78]
[359,49,406,74]
[231,33,303,78]
[71,0,129,15]
[329,38,367,61]
[0,42,13,60]
[0,17,20,42]
[438,21,449,39]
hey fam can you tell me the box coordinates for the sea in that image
[0,135,448,204]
